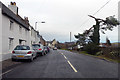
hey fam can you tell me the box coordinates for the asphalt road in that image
[2,49,118,78]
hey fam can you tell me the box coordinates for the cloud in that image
[1,0,119,42]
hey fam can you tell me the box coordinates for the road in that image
[2,49,118,78]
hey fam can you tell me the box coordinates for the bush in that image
[96,51,102,56]
[109,51,119,58]
[83,43,100,55]
[101,47,120,59]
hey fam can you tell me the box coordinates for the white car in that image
[53,47,57,50]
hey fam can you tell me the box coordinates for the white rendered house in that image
[0,2,40,61]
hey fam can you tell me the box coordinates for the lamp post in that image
[70,32,71,42]
[35,22,37,30]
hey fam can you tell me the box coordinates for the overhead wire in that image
[77,0,112,30]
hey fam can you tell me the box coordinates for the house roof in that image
[1,2,30,30]
[65,42,75,44]
[0,2,2,8]
[46,41,52,44]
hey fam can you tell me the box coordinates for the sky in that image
[1,0,120,43]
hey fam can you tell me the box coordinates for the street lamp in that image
[35,21,46,30]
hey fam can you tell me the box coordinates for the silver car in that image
[44,46,48,54]
[32,44,45,56]
[12,45,37,62]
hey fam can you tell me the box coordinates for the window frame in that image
[9,38,14,50]
[10,20,14,30]
[19,25,22,33]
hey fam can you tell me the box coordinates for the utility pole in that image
[70,32,71,42]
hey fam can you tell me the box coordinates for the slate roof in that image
[0,2,30,30]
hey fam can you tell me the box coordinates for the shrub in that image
[101,47,120,59]
[109,51,119,58]
[96,51,102,56]
[83,43,100,55]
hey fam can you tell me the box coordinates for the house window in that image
[19,39,26,45]
[10,20,14,30]
[19,25,22,33]
[25,29,27,36]
[31,29,33,36]
[23,28,25,34]
[9,38,14,50]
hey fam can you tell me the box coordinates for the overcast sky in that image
[1,0,119,43]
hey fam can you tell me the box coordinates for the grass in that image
[68,50,120,63]
[60,48,120,63]
[96,55,120,63]
[60,48,67,50]
[81,51,120,63]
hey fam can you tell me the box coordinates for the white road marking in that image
[67,61,78,72]
[0,69,13,76]
[61,53,78,72]
[63,55,67,60]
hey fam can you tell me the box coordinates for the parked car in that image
[32,44,45,56]
[68,47,72,50]
[47,46,50,52]
[53,47,57,50]
[11,45,37,62]
[44,46,48,54]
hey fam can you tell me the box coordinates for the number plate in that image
[17,55,24,57]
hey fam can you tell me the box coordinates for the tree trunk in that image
[91,20,100,45]
[93,25,100,45]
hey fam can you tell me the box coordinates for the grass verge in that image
[68,50,120,63]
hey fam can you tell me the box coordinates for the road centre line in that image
[67,60,78,72]
[61,53,78,72]
[0,69,13,76]
[63,55,67,60]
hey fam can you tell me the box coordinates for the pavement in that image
[1,59,22,72]
[1,49,119,79]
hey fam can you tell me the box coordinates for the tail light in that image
[12,51,15,53]
[38,49,42,51]
[27,51,32,54]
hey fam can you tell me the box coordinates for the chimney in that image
[8,2,18,15]
[24,17,29,25]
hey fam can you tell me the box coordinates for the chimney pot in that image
[8,2,18,15]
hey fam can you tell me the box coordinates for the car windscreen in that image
[32,44,41,48]
[14,46,30,50]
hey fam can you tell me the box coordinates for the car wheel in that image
[34,55,37,59]
[43,52,45,55]
[12,58,16,61]
[44,52,46,55]
[36,53,39,57]
[29,56,33,62]
[41,52,44,56]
